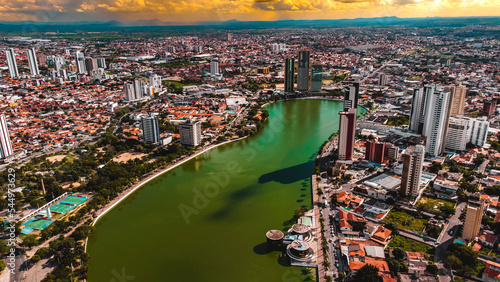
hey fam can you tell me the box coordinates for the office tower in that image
[409,88,425,133]
[343,82,359,111]
[179,120,202,146]
[284,57,294,93]
[483,100,497,118]
[96,58,106,69]
[400,145,425,197]
[378,74,388,86]
[26,48,39,76]
[75,51,86,74]
[141,115,160,143]
[310,62,322,92]
[338,108,357,161]
[422,87,451,157]
[365,140,385,164]
[469,117,489,147]
[450,85,466,116]
[149,74,162,92]
[124,82,136,101]
[85,58,98,75]
[5,49,19,78]
[445,116,471,151]
[0,114,14,160]
[167,46,176,53]
[134,79,143,100]
[210,61,219,75]
[462,200,484,241]
[297,50,310,91]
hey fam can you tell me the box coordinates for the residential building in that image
[484,100,497,118]
[400,145,425,197]
[338,108,357,161]
[422,87,451,157]
[284,57,294,92]
[26,48,39,76]
[445,116,471,151]
[344,82,359,111]
[450,85,466,116]
[150,74,162,93]
[210,61,219,75]
[96,57,106,69]
[365,140,386,164]
[85,58,98,75]
[469,117,489,147]
[384,143,399,160]
[462,200,485,241]
[5,48,19,78]
[75,51,86,74]
[141,115,160,143]
[179,120,202,146]
[124,82,136,102]
[297,50,310,91]
[378,74,388,86]
[0,114,14,160]
[310,62,322,92]
[409,87,425,134]
[483,260,500,282]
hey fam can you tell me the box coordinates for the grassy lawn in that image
[385,209,429,233]
[387,235,434,254]
[416,196,455,214]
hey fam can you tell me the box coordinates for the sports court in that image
[50,203,75,214]
[24,218,53,230]
[60,195,88,205]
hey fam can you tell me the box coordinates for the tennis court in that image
[24,218,53,230]
[50,204,75,214]
[60,195,88,205]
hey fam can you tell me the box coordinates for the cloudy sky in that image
[0,0,499,23]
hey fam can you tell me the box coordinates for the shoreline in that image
[84,136,247,252]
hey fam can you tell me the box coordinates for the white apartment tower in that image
[149,74,162,92]
[210,61,219,75]
[445,116,471,151]
[75,51,86,74]
[5,49,19,78]
[26,48,39,76]
[422,87,451,157]
[141,115,160,143]
[0,114,14,159]
[179,120,202,147]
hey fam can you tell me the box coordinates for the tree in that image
[392,248,406,260]
[426,263,439,275]
[353,264,381,282]
[21,235,39,249]
[0,260,5,273]
[31,255,41,263]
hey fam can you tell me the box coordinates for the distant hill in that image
[0,16,499,33]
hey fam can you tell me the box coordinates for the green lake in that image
[87,99,349,282]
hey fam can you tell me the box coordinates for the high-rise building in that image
[297,50,310,91]
[26,48,39,76]
[134,79,143,100]
[400,145,425,198]
[167,46,176,53]
[0,114,14,160]
[310,62,322,92]
[365,140,386,164]
[75,51,86,74]
[141,115,160,143]
[5,49,19,79]
[179,120,202,146]
[445,116,471,151]
[422,87,451,157]
[124,82,136,102]
[338,108,357,161]
[149,74,162,93]
[469,117,489,147]
[483,100,497,118]
[85,58,98,75]
[284,57,295,93]
[384,143,399,160]
[462,200,484,241]
[343,82,359,111]
[450,85,466,116]
[96,58,106,69]
[409,88,425,133]
[227,33,232,41]
[210,61,219,75]
[378,74,388,86]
